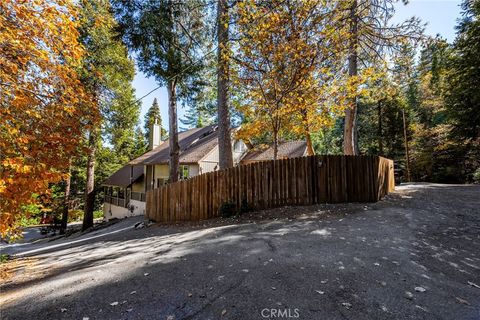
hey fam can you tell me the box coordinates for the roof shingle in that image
[103,165,144,187]
[129,125,219,165]
[241,140,307,163]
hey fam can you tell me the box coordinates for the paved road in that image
[1,183,479,320]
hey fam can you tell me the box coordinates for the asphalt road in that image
[1,183,479,320]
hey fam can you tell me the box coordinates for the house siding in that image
[233,140,247,164]
[131,180,144,193]
[198,140,246,173]
[199,161,218,174]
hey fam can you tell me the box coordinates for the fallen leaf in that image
[405,291,414,300]
[415,305,427,312]
[455,297,470,305]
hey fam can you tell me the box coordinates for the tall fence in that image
[146,155,394,223]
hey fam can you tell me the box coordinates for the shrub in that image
[219,201,236,218]
[93,210,104,219]
[0,254,9,263]
[68,209,84,222]
[239,198,251,214]
[473,168,480,184]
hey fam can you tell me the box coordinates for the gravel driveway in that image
[1,183,479,320]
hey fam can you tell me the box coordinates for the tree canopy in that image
[0,0,97,238]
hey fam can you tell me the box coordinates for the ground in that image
[1,183,479,320]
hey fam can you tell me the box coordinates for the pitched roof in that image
[103,165,144,187]
[129,125,219,165]
[241,140,307,162]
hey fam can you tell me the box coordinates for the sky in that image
[132,0,463,131]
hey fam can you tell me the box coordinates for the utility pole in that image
[402,109,411,182]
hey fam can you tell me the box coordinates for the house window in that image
[234,140,245,152]
[180,165,189,180]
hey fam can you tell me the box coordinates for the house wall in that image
[199,161,218,174]
[103,202,131,220]
[232,140,247,164]
[145,163,200,188]
[129,199,145,216]
[131,180,144,193]
[154,164,170,179]
[198,140,247,174]
[188,164,199,177]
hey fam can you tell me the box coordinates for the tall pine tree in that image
[144,98,167,143]
[78,0,138,230]
[445,0,480,181]
[114,0,208,182]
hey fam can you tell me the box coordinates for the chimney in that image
[149,118,162,150]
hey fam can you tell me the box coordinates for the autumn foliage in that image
[233,0,347,158]
[0,0,97,238]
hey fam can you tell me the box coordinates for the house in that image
[103,165,145,220]
[240,140,308,165]
[102,123,247,220]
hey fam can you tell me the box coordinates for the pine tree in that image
[144,98,167,142]
[114,0,208,182]
[217,0,233,169]
[444,0,480,181]
[338,0,423,155]
[445,0,480,143]
[78,0,138,230]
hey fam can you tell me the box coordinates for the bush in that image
[219,201,236,218]
[239,198,251,214]
[0,254,10,263]
[68,209,83,222]
[93,210,104,219]
[473,168,480,184]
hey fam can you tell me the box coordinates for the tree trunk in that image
[302,111,315,156]
[217,0,234,169]
[82,130,97,231]
[167,80,180,183]
[273,129,279,160]
[60,163,71,235]
[343,0,359,155]
[402,109,411,182]
[306,133,315,156]
[377,100,383,155]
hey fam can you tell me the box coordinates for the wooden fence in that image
[146,155,394,223]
